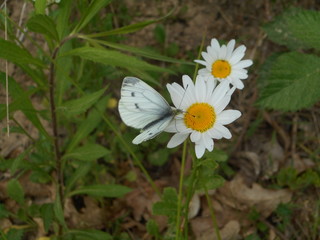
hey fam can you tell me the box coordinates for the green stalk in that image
[204,185,221,240]
[175,140,188,239]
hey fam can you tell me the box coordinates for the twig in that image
[263,111,290,152]
[259,217,287,240]
[5,0,9,136]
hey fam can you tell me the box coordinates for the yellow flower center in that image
[211,60,231,78]
[184,103,216,132]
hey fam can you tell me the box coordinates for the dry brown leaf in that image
[217,173,292,217]
[191,218,240,240]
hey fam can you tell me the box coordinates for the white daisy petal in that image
[209,128,223,139]
[211,38,220,50]
[166,83,183,108]
[201,51,213,63]
[210,81,230,106]
[219,45,227,59]
[216,110,241,125]
[195,76,206,102]
[226,39,235,59]
[167,133,189,148]
[190,131,201,142]
[215,124,232,139]
[195,142,206,158]
[194,60,207,66]
[234,59,253,68]
[233,79,244,89]
[203,132,214,151]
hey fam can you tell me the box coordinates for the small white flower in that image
[195,38,253,89]
[165,75,241,158]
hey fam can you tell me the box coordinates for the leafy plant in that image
[257,7,320,111]
[0,0,187,238]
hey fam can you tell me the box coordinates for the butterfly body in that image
[119,77,178,144]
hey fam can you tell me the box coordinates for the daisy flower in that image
[194,38,253,89]
[165,75,241,158]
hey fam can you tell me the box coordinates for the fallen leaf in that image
[217,173,292,217]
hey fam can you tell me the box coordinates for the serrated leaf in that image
[66,96,108,152]
[153,187,178,224]
[0,39,44,67]
[60,87,107,117]
[63,144,109,161]
[40,203,54,232]
[53,193,67,228]
[86,9,174,38]
[73,0,112,33]
[146,219,160,237]
[7,179,24,205]
[68,229,113,240]
[0,73,50,139]
[65,163,92,195]
[60,46,174,74]
[27,14,59,41]
[204,149,228,162]
[68,184,132,198]
[257,52,320,111]
[92,40,193,65]
[264,7,320,50]
[56,0,73,39]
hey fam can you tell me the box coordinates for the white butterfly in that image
[118,77,180,144]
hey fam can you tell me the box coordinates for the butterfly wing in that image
[118,77,174,143]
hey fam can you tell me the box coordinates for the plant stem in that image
[204,186,221,240]
[175,141,187,240]
[48,34,78,236]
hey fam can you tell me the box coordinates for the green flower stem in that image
[204,185,221,240]
[182,158,199,238]
[175,140,188,240]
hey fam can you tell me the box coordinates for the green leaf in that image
[91,40,193,65]
[264,7,320,50]
[257,52,320,111]
[7,179,24,205]
[65,163,92,195]
[53,193,67,228]
[68,184,132,198]
[194,158,225,191]
[73,0,112,33]
[86,9,174,38]
[34,0,46,14]
[60,87,107,117]
[0,73,50,139]
[0,39,45,67]
[67,229,113,240]
[61,46,174,74]
[154,24,166,44]
[153,187,178,224]
[63,144,109,161]
[66,96,108,152]
[0,204,10,219]
[146,219,160,237]
[6,228,24,240]
[27,14,59,41]
[56,0,73,39]
[40,203,54,233]
[204,149,228,162]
